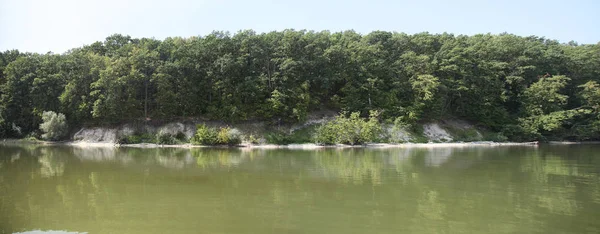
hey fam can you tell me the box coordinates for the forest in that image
[0,30,599,141]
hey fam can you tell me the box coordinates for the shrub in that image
[116,135,129,144]
[39,111,68,141]
[115,131,187,145]
[192,125,241,146]
[385,117,407,143]
[226,128,242,145]
[265,132,293,145]
[501,124,538,142]
[156,133,177,145]
[290,125,319,143]
[407,124,428,143]
[217,127,242,145]
[192,124,218,145]
[314,111,382,145]
[482,132,508,142]
[247,134,260,144]
[265,125,318,145]
[313,123,337,145]
[443,125,481,142]
[217,127,230,144]
[175,132,188,142]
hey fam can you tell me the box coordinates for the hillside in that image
[1,30,599,142]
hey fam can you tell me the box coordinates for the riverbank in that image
[0,139,540,149]
[68,118,502,146]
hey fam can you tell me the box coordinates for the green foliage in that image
[224,128,242,146]
[443,125,481,142]
[115,131,187,145]
[175,132,188,142]
[523,75,570,116]
[265,132,294,145]
[1,32,600,142]
[517,109,584,141]
[500,124,538,142]
[579,81,600,109]
[191,124,241,146]
[314,111,382,145]
[481,131,508,142]
[156,133,179,145]
[264,125,318,145]
[216,127,242,146]
[246,134,260,144]
[572,121,600,141]
[568,81,600,140]
[387,116,426,143]
[291,125,320,143]
[191,124,219,145]
[39,111,68,141]
[24,136,40,142]
[407,125,429,143]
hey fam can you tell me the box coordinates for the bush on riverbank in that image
[314,111,382,145]
[191,124,241,146]
[192,124,218,145]
[217,127,242,145]
[156,132,188,145]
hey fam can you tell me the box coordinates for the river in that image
[1,145,599,233]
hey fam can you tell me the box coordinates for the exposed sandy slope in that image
[12,116,545,149]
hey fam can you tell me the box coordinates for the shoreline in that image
[7,139,600,149]
[0,139,545,149]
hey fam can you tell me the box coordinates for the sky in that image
[1,0,599,53]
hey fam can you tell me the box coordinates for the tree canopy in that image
[0,30,599,141]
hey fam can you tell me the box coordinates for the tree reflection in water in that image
[0,145,599,233]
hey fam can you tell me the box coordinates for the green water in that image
[1,145,600,234]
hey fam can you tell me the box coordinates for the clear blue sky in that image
[1,0,599,53]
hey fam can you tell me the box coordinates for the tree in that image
[579,81,600,110]
[523,75,570,116]
[518,75,574,139]
[39,111,68,141]
[59,51,107,123]
[572,81,600,140]
[0,31,598,142]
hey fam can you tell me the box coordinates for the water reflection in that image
[0,145,599,233]
[72,147,197,169]
[14,230,87,234]
[38,154,65,178]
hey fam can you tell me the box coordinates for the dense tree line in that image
[0,30,599,141]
